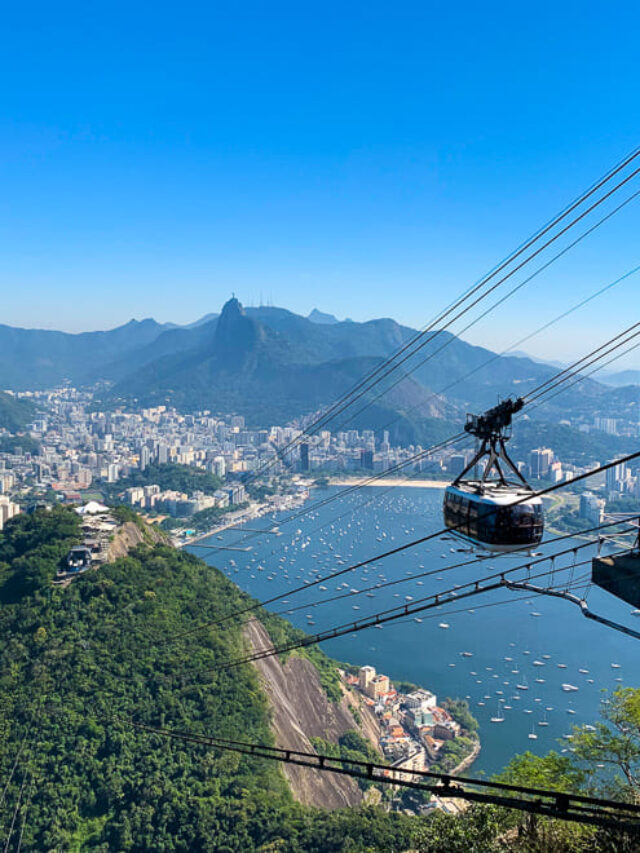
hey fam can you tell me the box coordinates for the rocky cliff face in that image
[244,618,382,810]
[212,297,266,370]
[107,520,166,561]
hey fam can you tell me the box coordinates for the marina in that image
[191,484,638,776]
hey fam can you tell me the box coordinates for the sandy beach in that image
[328,477,449,489]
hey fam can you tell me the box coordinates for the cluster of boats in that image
[204,484,626,754]
[446,642,624,738]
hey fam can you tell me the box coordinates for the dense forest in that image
[0,509,638,851]
[0,391,36,433]
[0,508,420,851]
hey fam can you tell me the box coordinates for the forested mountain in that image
[0,508,421,851]
[0,299,632,446]
[2,509,639,852]
[106,298,457,444]
[0,318,173,389]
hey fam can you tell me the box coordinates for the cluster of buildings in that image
[4,389,438,493]
[590,416,636,438]
[0,388,296,509]
[441,443,622,487]
[1,386,638,532]
[349,666,466,776]
[578,459,639,525]
[123,483,246,517]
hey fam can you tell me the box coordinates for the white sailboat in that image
[490,703,505,723]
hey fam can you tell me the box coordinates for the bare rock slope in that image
[244,618,381,809]
[108,520,166,561]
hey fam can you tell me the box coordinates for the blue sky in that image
[1,1,639,365]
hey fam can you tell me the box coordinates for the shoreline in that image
[177,485,315,548]
[177,477,447,548]
[179,502,271,547]
[449,737,481,776]
[329,477,449,489]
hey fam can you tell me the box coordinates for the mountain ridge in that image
[0,300,631,446]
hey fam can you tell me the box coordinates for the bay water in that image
[189,485,638,776]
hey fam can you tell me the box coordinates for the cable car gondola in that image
[443,398,543,553]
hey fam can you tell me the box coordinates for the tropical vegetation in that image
[0,508,639,851]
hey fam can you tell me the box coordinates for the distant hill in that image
[0,318,174,389]
[183,311,219,328]
[308,308,340,324]
[0,299,633,445]
[509,350,567,369]
[0,391,35,432]
[599,369,640,387]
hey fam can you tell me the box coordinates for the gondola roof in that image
[446,482,542,505]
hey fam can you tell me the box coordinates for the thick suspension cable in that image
[198,548,611,675]
[526,338,640,415]
[239,151,640,487]
[113,717,640,830]
[370,259,640,436]
[268,164,640,463]
[173,449,640,642]
[338,192,640,432]
[525,322,640,404]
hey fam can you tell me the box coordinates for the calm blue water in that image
[188,486,639,776]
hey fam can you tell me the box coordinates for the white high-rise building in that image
[0,497,20,531]
[529,448,553,478]
[213,456,226,479]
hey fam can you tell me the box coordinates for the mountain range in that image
[0,299,636,445]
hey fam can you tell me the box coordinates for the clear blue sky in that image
[1,1,639,365]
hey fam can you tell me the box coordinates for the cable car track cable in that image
[238,150,640,487]
[171,449,640,642]
[192,547,618,675]
[261,164,640,462]
[525,337,640,415]
[111,717,640,830]
[337,191,640,432]
[525,322,640,404]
